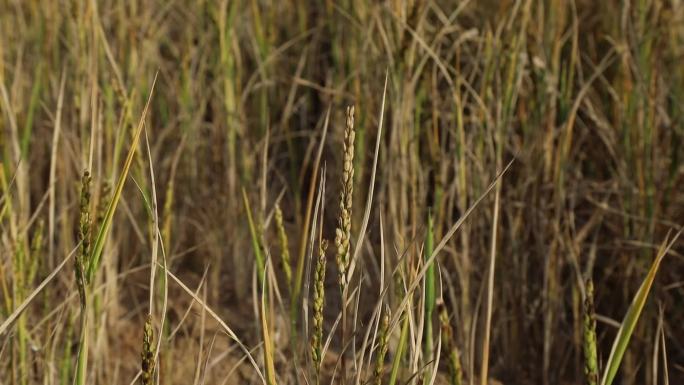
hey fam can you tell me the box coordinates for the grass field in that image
[1,1,683,384]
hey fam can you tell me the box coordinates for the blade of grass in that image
[388,158,514,333]
[424,209,435,369]
[163,266,267,385]
[480,169,501,385]
[388,311,410,385]
[0,245,78,336]
[243,188,265,286]
[86,72,158,282]
[293,107,330,309]
[599,229,682,385]
[261,261,277,385]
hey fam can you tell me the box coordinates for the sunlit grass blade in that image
[260,263,277,385]
[599,229,682,385]
[86,73,158,282]
[388,311,409,385]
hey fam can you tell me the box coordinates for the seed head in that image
[335,106,355,288]
[141,315,156,385]
[312,239,329,372]
[75,171,92,305]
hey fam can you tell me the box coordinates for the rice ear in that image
[141,315,155,385]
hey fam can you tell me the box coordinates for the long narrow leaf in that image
[243,188,265,285]
[87,73,158,282]
[424,209,435,363]
[260,263,277,385]
[600,230,681,385]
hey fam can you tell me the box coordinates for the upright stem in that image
[75,295,88,385]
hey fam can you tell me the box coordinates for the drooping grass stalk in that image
[583,279,598,385]
[311,239,328,383]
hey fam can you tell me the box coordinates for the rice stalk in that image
[243,188,266,286]
[74,170,92,385]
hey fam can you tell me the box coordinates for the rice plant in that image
[0,1,683,385]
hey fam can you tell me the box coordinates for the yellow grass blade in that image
[87,73,158,282]
[599,229,682,385]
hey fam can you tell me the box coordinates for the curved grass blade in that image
[86,73,158,282]
[600,229,682,385]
